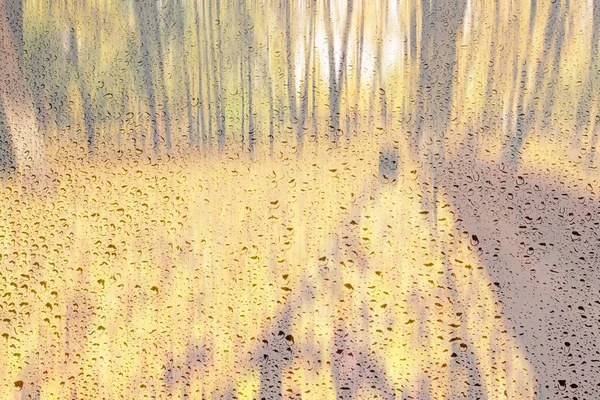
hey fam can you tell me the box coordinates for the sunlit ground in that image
[8,129,598,399]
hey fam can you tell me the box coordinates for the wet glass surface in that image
[1,0,599,398]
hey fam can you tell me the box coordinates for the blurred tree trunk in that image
[376,3,387,127]
[66,19,95,153]
[368,2,385,133]
[215,0,226,150]
[413,0,466,224]
[174,0,195,150]
[202,0,213,151]
[323,0,336,140]
[5,0,22,65]
[193,0,206,150]
[132,0,160,153]
[183,31,195,150]
[152,2,172,153]
[502,0,567,166]
[239,0,246,150]
[413,0,466,154]
[245,0,254,157]
[354,0,365,136]
[284,0,297,126]
[208,0,222,151]
[311,16,318,143]
[0,0,48,184]
[297,0,316,153]
[324,0,354,143]
[132,0,172,154]
[266,22,274,156]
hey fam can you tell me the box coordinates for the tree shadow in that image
[240,146,401,399]
[255,301,294,399]
[445,154,600,399]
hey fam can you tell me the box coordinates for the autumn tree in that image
[0,0,48,187]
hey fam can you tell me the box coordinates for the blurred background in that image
[1,0,598,165]
[1,0,599,399]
